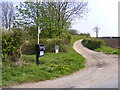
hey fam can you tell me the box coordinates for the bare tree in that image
[93,26,100,38]
[2,2,15,30]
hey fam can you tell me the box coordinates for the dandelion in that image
[66,68,69,70]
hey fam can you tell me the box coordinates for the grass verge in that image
[2,35,87,87]
[95,46,120,55]
[82,38,120,55]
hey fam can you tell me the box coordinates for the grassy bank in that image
[2,35,87,87]
[95,46,120,55]
[82,38,120,55]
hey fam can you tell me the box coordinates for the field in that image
[99,37,119,49]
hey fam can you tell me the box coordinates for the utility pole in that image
[35,0,44,65]
[36,0,40,65]
[36,0,39,44]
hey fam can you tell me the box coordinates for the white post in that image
[37,26,40,44]
[55,45,59,53]
[36,0,40,65]
[36,0,39,44]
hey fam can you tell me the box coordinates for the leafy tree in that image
[15,1,88,38]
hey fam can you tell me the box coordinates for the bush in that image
[22,39,36,55]
[40,38,68,52]
[22,35,71,54]
[2,28,26,62]
[82,38,105,50]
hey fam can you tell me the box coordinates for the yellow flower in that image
[66,68,69,70]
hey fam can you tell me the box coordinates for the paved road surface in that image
[7,40,118,88]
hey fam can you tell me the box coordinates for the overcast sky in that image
[72,0,119,37]
[1,0,119,37]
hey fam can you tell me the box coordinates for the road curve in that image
[7,39,118,88]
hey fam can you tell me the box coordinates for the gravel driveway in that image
[7,39,118,88]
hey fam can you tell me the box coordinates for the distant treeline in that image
[68,29,90,36]
[99,37,120,39]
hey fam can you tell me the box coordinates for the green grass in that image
[0,61,1,87]
[2,35,87,87]
[95,46,120,55]
[82,38,105,50]
[81,37,119,55]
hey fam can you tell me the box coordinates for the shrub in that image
[40,38,69,52]
[22,35,71,54]
[22,39,36,55]
[2,28,26,62]
[82,38,105,50]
